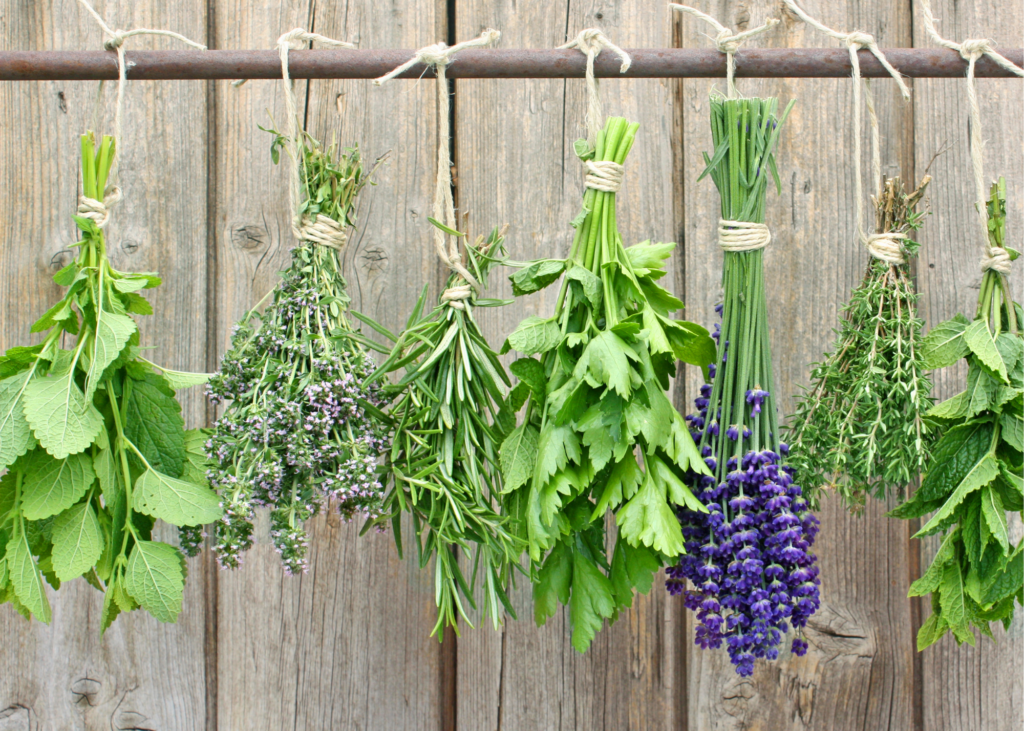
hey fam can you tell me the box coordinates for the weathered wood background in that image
[1,0,1021,728]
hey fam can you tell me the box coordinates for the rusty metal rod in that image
[0,47,1021,81]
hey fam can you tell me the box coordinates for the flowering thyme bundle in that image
[665,95,822,676]
[206,134,389,574]
[501,116,716,652]
[1,134,220,628]
[787,176,933,508]
[893,180,1022,648]
[365,225,523,636]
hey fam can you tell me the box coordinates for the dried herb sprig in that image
[363,223,524,636]
[666,95,822,677]
[206,132,389,575]
[1,133,220,630]
[893,179,1022,650]
[500,116,717,652]
[786,176,934,509]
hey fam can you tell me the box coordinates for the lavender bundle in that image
[205,134,389,574]
[665,96,822,676]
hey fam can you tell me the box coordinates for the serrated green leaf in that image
[124,372,186,478]
[624,241,675,277]
[1000,411,1023,452]
[564,265,604,310]
[983,544,1022,604]
[964,319,1008,383]
[917,421,994,502]
[939,561,969,638]
[510,259,566,297]
[5,531,51,623]
[963,365,1001,418]
[499,423,539,495]
[94,446,120,506]
[113,277,152,293]
[0,370,37,471]
[23,353,103,460]
[909,530,958,596]
[533,540,572,625]
[928,390,969,421]
[85,310,135,402]
[123,540,184,623]
[21,450,94,520]
[616,465,685,556]
[980,486,1009,555]
[51,502,103,581]
[100,579,122,634]
[134,468,223,527]
[921,315,970,369]
[181,429,210,485]
[917,611,948,650]
[917,454,999,536]
[574,331,637,399]
[509,358,546,400]
[569,550,615,653]
[146,364,212,391]
[610,539,660,608]
[507,317,562,356]
[533,423,581,488]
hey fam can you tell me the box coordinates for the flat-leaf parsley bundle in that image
[665,95,823,676]
[893,180,1022,649]
[0,134,220,628]
[501,116,716,652]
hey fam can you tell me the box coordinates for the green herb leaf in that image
[5,530,51,623]
[574,331,637,399]
[124,372,186,477]
[20,449,95,520]
[506,316,562,356]
[980,486,1009,555]
[569,549,615,653]
[533,540,572,625]
[609,539,660,608]
[921,315,970,369]
[499,423,539,495]
[917,421,994,502]
[916,454,999,537]
[134,468,223,527]
[0,370,38,471]
[85,310,135,402]
[123,540,184,623]
[964,320,1009,383]
[616,466,685,556]
[51,502,104,581]
[23,353,103,460]
[510,260,566,297]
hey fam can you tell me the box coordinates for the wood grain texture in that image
[454,2,684,729]
[912,2,1024,730]
[0,1,211,729]
[210,0,445,727]
[680,1,918,729]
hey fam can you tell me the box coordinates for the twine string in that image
[76,0,205,223]
[718,220,771,252]
[669,4,779,99]
[784,0,912,264]
[559,29,632,149]
[919,0,1022,275]
[275,29,357,247]
[375,30,501,302]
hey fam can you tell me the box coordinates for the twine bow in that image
[784,0,912,264]
[919,0,1022,275]
[376,30,501,304]
[669,4,779,98]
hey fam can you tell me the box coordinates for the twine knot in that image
[374,29,500,85]
[440,284,473,310]
[584,160,624,193]
[866,232,907,265]
[102,30,127,50]
[293,214,349,250]
[561,29,632,73]
[717,220,771,252]
[981,246,1012,276]
[77,186,123,229]
[844,30,875,49]
[959,38,993,61]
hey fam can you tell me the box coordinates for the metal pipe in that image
[0,47,1021,81]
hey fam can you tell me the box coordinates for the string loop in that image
[376,30,501,301]
[717,220,771,253]
[293,214,349,250]
[866,233,908,265]
[559,29,632,147]
[77,186,123,229]
[669,4,779,98]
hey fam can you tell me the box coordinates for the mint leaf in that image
[980,487,1009,555]
[569,550,615,653]
[921,315,970,369]
[909,530,958,596]
[564,265,603,310]
[21,450,95,520]
[508,358,546,400]
[939,561,970,643]
[147,364,212,391]
[51,502,104,581]
[928,390,969,421]
[917,612,948,650]
[1000,412,1023,452]
[85,310,135,402]
[510,259,566,297]
[506,316,561,356]
[23,353,103,460]
[181,429,210,485]
[124,540,184,623]
[124,372,186,477]
[5,530,51,623]
[983,544,1022,604]
[0,370,37,471]
[918,421,994,502]
[917,454,999,536]
[499,423,539,494]
[964,320,1009,383]
[134,468,223,527]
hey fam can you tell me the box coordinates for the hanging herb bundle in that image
[0,134,220,628]
[499,116,716,652]
[664,96,823,677]
[206,132,389,575]
[786,176,934,509]
[363,224,523,636]
[892,179,1022,649]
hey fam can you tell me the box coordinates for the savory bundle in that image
[0,134,220,628]
[787,176,934,508]
[365,224,523,635]
[893,180,1022,649]
[665,96,822,676]
[206,133,389,575]
[500,116,716,652]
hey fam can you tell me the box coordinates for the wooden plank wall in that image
[0,1,1020,729]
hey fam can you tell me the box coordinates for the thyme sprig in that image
[786,176,935,508]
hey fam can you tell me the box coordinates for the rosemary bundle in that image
[665,96,822,676]
[0,134,219,629]
[893,179,1022,649]
[206,133,389,575]
[787,176,934,508]
[500,116,716,652]
[364,224,523,636]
